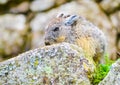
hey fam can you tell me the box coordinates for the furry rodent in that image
[44,13,106,62]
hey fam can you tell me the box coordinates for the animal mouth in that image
[45,39,57,45]
[45,42,50,45]
[45,36,66,45]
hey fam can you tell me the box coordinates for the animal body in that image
[44,13,106,62]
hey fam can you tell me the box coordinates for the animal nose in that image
[45,42,50,45]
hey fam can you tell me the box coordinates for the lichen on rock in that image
[0,43,95,85]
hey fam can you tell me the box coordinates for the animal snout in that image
[45,41,50,45]
[44,37,51,45]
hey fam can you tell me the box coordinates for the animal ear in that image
[56,13,64,18]
[63,15,71,18]
[64,15,79,26]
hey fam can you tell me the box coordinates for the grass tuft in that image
[91,53,114,85]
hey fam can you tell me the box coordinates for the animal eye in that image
[53,27,59,31]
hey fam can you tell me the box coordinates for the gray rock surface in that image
[0,43,95,85]
[110,11,120,58]
[30,0,55,12]
[30,13,48,48]
[10,1,29,13]
[0,14,30,60]
[110,11,120,33]
[99,59,120,85]
[0,0,8,4]
[100,0,120,13]
[30,13,49,32]
[0,14,26,30]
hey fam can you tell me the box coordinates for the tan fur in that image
[56,36,66,43]
[76,37,97,57]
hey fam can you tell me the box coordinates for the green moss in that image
[91,53,115,85]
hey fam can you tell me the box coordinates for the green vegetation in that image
[92,53,115,85]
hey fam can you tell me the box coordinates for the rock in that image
[110,11,120,33]
[98,59,120,85]
[0,0,8,4]
[31,0,117,59]
[100,0,120,13]
[0,43,95,85]
[0,29,24,55]
[0,14,31,61]
[30,0,55,12]
[30,13,50,32]
[110,11,120,59]
[0,14,26,30]
[10,1,29,13]
[30,13,49,48]
[32,32,45,48]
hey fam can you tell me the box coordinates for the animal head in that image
[44,13,79,45]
